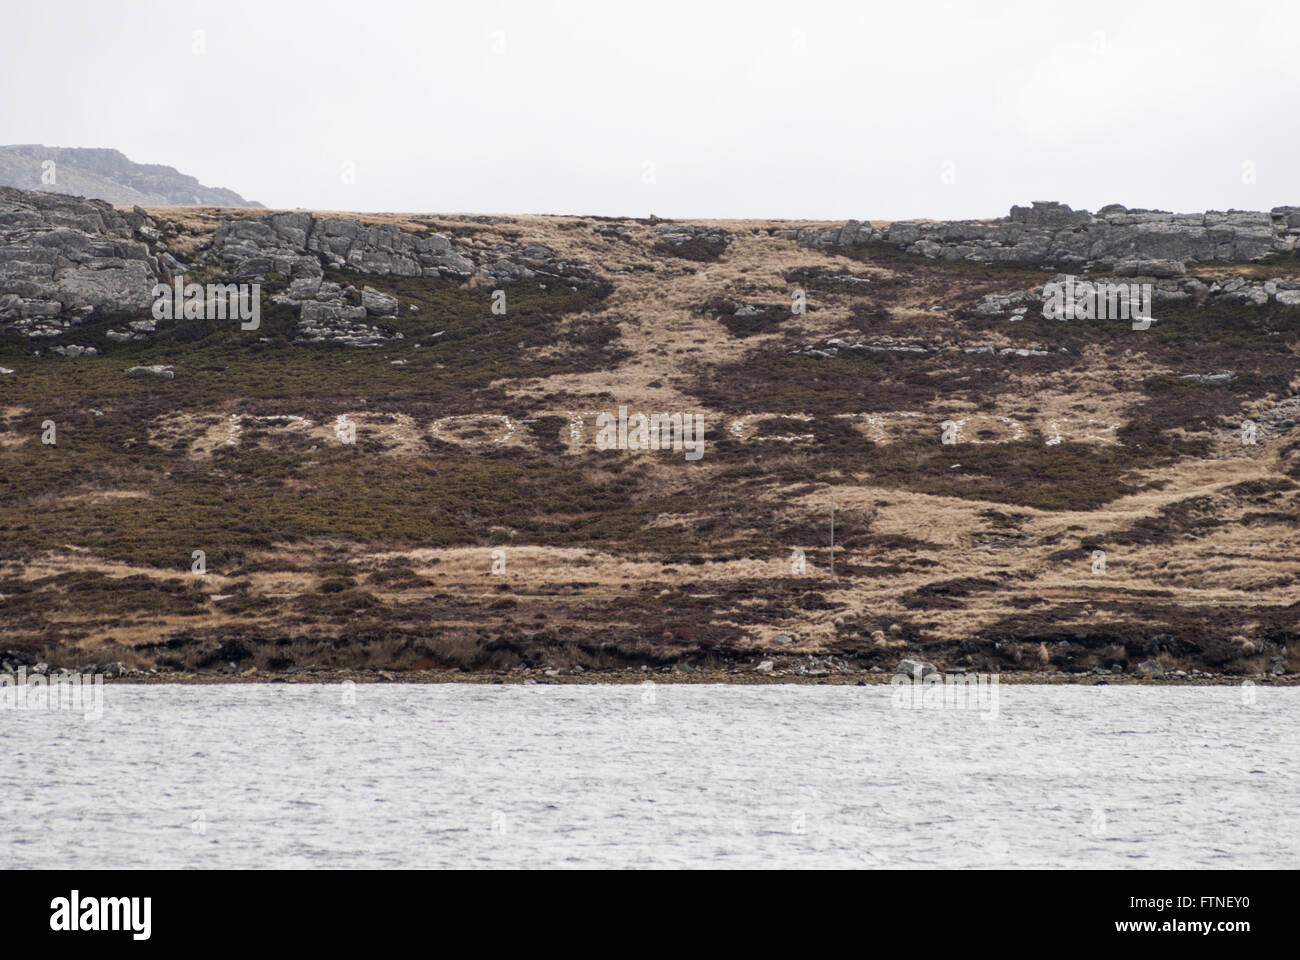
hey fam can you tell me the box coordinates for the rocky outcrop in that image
[1244,396,1300,440]
[973,273,1300,318]
[0,188,605,354]
[787,201,1300,269]
[270,280,404,347]
[206,212,487,281]
[206,214,330,280]
[200,210,601,344]
[793,336,1057,359]
[296,305,400,348]
[0,145,261,207]
[205,212,596,288]
[0,187,169,334]
[653,223,733,259]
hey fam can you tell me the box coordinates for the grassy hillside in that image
[2,211,1297,679]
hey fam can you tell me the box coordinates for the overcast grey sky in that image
[3,0,1297,219]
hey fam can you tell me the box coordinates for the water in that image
[2,683,1296,868]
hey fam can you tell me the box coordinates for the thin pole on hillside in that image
[830,497,835,582]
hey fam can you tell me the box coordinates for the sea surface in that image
[2,683,1296,868]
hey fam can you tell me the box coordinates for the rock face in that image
[202,209,599,344]
[0,186,603,353]
[973,273,1300,318]
[0,187,166,334]
[0,145,261,208]
[206,211,603,287]
[208,212,472,280]
[205,211,598,289]
[786,201,1300,269]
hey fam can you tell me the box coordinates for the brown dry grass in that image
[6,208,1298,676]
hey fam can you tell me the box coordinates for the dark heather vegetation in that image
[1,209,1296,680]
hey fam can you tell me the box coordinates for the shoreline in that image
[40,668,1296,686]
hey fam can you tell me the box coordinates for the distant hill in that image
[0,144,262,208]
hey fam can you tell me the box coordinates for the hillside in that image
[0,145,261,208]
[0,189,1297,681]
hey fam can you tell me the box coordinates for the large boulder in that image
[360,286,398,317]
[895,658,939,679]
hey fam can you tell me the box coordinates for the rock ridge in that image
[786,200,1300,270]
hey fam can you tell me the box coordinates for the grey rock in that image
[1180,371,1236,385]
[287,277,322,300]
[0,187,161,323]
[895,658,939,679]
[360,286,398,317]
[480,258,534,283]
[49,344,97,357]
[203,209,588,289]
[1113,259,1186,278]
[298,298,400,348]
[125,364,175,380]
[794,201,1300,267]
[301,300,366,324]
[1135,659,1165,678]
[159,252,187,273]
[1009,200,1093,228]
[654,222,733,253]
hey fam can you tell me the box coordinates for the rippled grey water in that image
[2,683,1296,868]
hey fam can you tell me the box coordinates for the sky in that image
[3,0,1298,219]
